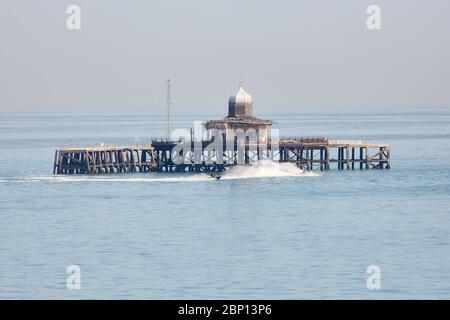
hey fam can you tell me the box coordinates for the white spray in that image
[222,159,319,180]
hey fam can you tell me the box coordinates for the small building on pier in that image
[204,85,272,141]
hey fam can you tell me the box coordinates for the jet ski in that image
[208,173,222,180]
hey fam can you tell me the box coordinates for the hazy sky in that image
[1,0,449,114]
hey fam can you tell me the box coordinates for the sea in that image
[1,112,450,299]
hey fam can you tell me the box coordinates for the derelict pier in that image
[53,138,390,174]
[53,85,390,175]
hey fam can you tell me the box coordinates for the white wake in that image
[1,160,319,183]
[222,160,318,180]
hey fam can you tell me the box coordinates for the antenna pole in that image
[166,78,171,140]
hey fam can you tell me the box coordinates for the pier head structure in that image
[54,85,390,174]
[205,85,272,141]
[201,85,275,167]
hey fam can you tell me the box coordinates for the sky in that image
[0,0,449,115]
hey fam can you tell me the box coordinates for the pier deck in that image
[54,138,390,174]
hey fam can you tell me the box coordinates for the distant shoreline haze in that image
[0,106,449,116]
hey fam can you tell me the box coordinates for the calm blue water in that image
[1,112,450,299]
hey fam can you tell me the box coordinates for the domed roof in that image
[229,85,253,105]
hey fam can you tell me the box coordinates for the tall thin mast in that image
[166,78,171,140]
